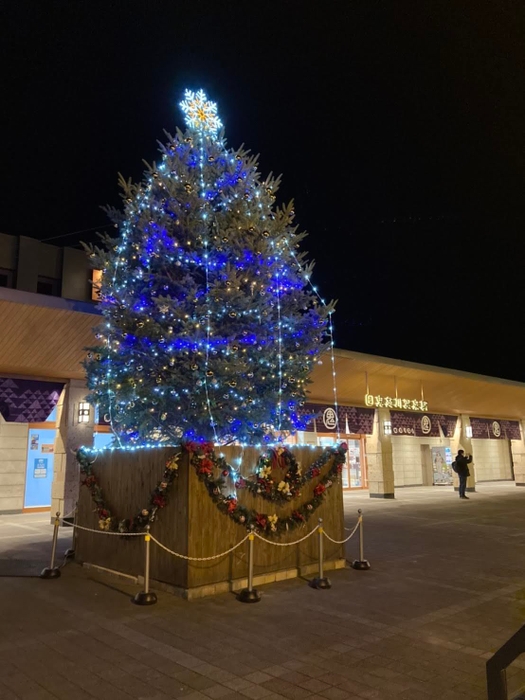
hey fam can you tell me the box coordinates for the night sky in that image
[2,2,525,381]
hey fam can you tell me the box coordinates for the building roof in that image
[309,349,525,420]
[1,288,525,421]
[0,289,99,380]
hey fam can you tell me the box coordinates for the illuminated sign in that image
[365,394,428,412]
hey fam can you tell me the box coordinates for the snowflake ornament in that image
[180,89,223,137]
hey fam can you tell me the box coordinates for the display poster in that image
[431,446,454,485]
[41,444,54,453]
[33,458,48,479]
[30,434,39,450]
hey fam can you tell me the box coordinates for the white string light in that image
[285,242,341,441]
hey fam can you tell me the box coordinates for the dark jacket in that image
[455,454,472,476]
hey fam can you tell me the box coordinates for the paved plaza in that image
[2,483,525,700]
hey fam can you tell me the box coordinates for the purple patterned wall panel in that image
[302,404,375,434]
[391,411,458,438]
[470,417,521,440]
[0,378,64,423]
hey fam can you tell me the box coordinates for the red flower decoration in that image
[311,467,320,477]
[227,498,238,514]
[152,494,167,508]
[256,514,267,529]
[314,484,326,497]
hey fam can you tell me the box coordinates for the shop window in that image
[92,269,102,301]
[0,268,14,288]
[37,276,60,296]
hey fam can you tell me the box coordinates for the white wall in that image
[472,439,512,481]
[392,436,450,486]
[0,416,28,512]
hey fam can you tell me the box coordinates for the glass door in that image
[347,438,367,489]
[316,435,367,490]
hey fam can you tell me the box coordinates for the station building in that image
[1,231,525,514]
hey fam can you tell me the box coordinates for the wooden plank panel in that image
[76,445,344,592]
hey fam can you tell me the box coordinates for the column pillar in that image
[366,409,395,498]
[512,421,525,486]
[52,380,94,518]
[456,415,476,493]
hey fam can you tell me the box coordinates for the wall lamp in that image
[78,402,91,424]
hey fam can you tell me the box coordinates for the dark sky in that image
[2,1,525,380]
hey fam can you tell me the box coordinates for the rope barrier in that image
[51,513,365,571]
[323,517,361,544]
[59,519,143,536]
[253,524,319,546]
[150,533,251,561]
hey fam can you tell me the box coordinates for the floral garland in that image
[185,441,348,536]
[76,446,180,532]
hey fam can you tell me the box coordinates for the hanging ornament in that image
[229,311,237,318]
[191,364,198,371]
[206,370,214,377]
[229,380,237,388]
[160,413,167,421]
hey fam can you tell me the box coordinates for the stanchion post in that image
[64,503,77,560]
[310,518,331,589]
[352,509,371,570]
[238,525,261,603]
[133,525,157,605]
[40,512,62,579]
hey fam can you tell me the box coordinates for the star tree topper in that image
[180,88,223,136]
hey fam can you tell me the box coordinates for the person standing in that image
[455,449,473,499]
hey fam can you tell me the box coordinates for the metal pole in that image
[133,525,157,605]
[239,525,261,603]
[40,512,62,579]
[310,518,331,589]
[65,503,77,559]
[359,511,365,561]
[247,530,254,592]
[352,509,371,570]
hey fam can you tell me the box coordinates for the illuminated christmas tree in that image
[84,89,334,445]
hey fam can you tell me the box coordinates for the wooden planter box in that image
[75,445,345,599]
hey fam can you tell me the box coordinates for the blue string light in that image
[83,88,336,447]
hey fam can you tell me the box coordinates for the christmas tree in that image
[85,89,334,446]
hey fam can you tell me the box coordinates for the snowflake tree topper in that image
[180,88,223,137]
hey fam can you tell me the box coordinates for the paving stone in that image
[3,488,525,700]
[202,685,233,699]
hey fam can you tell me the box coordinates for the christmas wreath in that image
[76,446,180,533]
[185,441,347,535]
